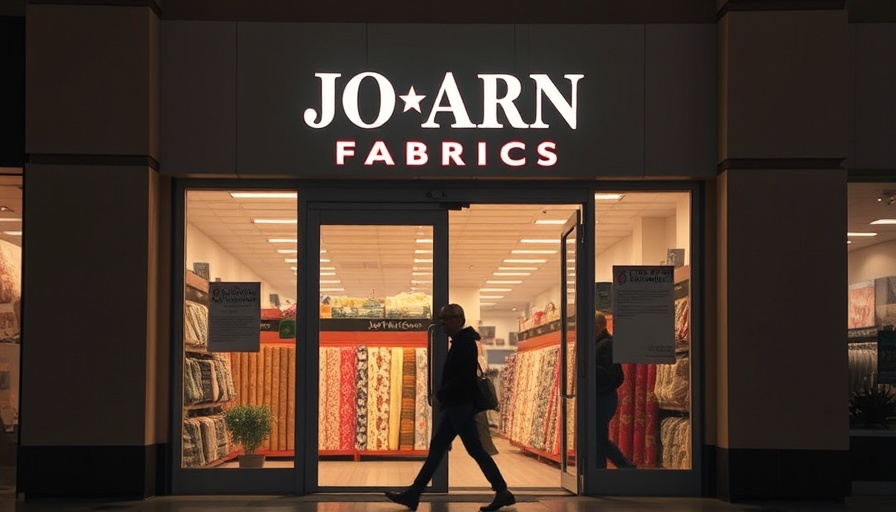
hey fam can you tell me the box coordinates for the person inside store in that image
[385,304,515,512]
[595,311,636,469]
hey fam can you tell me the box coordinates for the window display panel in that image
[595,191,691,470]
[181,189,297,469]
[846,183,896,430]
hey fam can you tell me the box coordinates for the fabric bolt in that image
[645,364,659,467]
[339,346,358,450]
[319,348,331,450]
[195,359,216,403]
[674,297,690,343]
[388,347,403,450]
[400,347,416,450]
[529,350,551,450]
[213,353,236,401]
[183,359,201,404]
[278,347,289,449]
[287,345,296,450]
[325,347,342,450]
[182,418,202,467]
[616,363,635,459]
[184,300,209,348]
[270,347,281,449]
[498,354,516,437]
[414,347,431,450]
[367,347,392,450]
[632,364,648,465]
[355,346,369,450]
[543,348,562,454]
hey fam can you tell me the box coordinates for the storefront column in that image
[715,5,849,501]
[19,3,164,498]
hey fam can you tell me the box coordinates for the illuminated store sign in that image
[303,71,584,168]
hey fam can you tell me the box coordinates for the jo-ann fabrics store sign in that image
[303,71,584,169]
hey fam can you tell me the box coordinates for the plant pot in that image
[238,453,265,468]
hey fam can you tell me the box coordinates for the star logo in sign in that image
[399,86,426,113]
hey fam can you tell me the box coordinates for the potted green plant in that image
[224,404,273,467]
[849,384,896,429]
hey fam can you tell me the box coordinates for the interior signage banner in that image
[611,265,675,364]
[208,282,261,352]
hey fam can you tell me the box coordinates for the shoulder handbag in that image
[474,363,499,411]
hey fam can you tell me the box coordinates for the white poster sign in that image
[208,282,261,352]
[611,265,675,363]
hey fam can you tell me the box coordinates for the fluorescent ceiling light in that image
[487,280,523,284]
[512,249,556,254]
[411,280,429,284]
[499,266,538,271]
[415,249,433,254]
[479,295,504,299]
[847,232,877,237]
[504,258,547,263]
[416,238,433,243]
[321,287,345,292]
[415,258,433,263]
[479,302,496,306]
[2,231,21,236]
[534,219,566,225]
[870,219,896,225]
[253,219,297,224]
[0,218,21,223]
[285,258,298,263]
[320,249,327,253]
[594,193,624,201]
[320,280,341,284]
[520,239,559,244]
[413,266,432,271]
[320,266,335,270]
[320,272,336,276]
[493,272,531,276]
[268,238,297,243]
[230,192,297,199]
[320,258,330,262]
[412,271,432,276]
[290,267,297,271]
[277,249,298,254]
[481,288,512,292]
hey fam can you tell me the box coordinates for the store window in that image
[0,177,21,491]
[181,189,297,469]
[846,183,896,431]
[594,191,692,470]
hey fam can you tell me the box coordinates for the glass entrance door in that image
[307,206,449,492]
[560,211,581,492]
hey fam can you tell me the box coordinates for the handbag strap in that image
[477,362,486,377]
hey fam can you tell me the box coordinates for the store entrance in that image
[310,202,581,495]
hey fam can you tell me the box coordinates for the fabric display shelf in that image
[848,341,880,395]
[498,330,568,463]
[607,268,692,469]
[230,343,297,455]
[319,329,431,460]
[182,270,238,468]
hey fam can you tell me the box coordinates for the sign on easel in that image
[611,265,675,364]
[208,282,261,352]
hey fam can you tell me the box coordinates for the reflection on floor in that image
[316,436,563,490]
